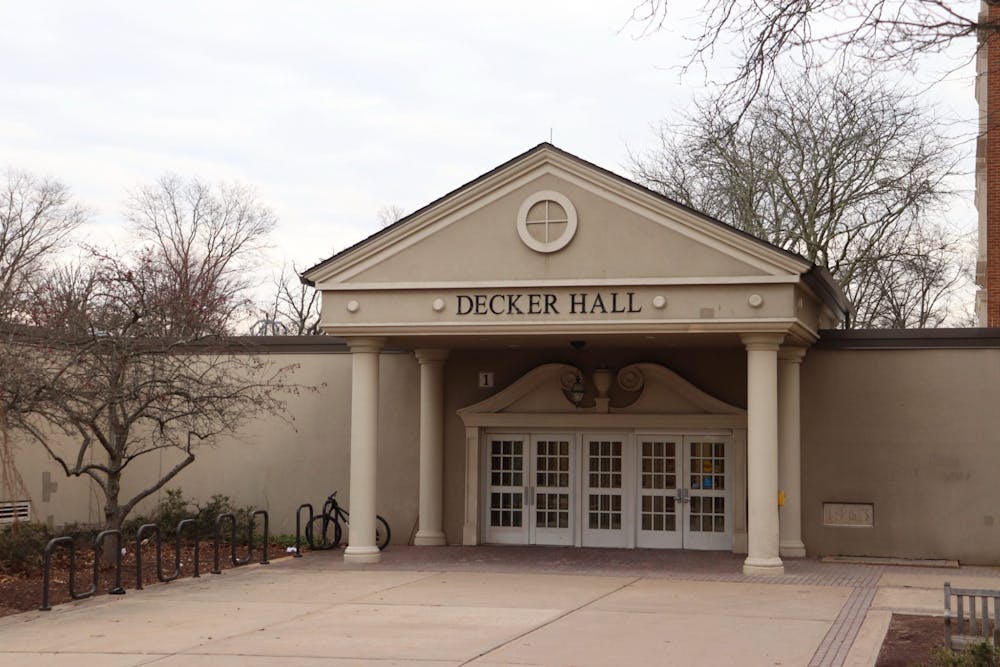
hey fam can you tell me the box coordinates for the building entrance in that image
[483,431,732,550]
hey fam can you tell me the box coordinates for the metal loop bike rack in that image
[252,510,270,565]
[213,510,269,574]
[41,530,125,611]
[295,503,313,557]
[94,530,126,596]
[40,511,268,610]
[135,520,200,590]
[176,518,201,579]
[135,523,161,589]
[40,536,78,611]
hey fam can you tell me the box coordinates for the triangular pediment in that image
[303,144,811,288]
[457,362,745,421]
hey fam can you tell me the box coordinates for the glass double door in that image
[485,434,574,546]
[484,432,731,550]
[635,435,730,550]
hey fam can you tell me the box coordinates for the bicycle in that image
[304,491,390,551]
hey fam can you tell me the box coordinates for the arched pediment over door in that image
[457,362,747,430]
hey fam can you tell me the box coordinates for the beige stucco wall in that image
[9,340,1000,564]
[802,347,1000,563]
[1,350,420,539]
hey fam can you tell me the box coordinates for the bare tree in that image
[0,252,296,544]
[376,204,406,228]
[0,169,87,322]
[255,262,321,335]
[630,69,967,327]
[124,175,277,336]
[0,169,86,511]
[0,176,299,548]
[854,224,973,327]
[629,0,993,107]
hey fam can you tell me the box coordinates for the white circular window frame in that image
[516,190,578,253]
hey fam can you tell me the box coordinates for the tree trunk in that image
[101,473,124,567]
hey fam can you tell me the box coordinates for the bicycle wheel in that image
[376,515,391,550]
[305,515,342,550]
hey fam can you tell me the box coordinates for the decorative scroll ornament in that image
[559,368,586,407]
[559,369,580,391]
[617,365,645,392]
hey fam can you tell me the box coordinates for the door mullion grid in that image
[683,436,731,550]
[484,434,528,544]
[484,430,731,551]
[636,435,683,549]
[538,434,577,546]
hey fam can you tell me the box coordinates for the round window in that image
[516,191,578,253]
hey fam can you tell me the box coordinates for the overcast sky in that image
[0,1,982,291]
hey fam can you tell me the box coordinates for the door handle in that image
[676,488,690,504]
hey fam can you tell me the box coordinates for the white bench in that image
[944,582,1000,649]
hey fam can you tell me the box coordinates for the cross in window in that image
[525,201,568,243]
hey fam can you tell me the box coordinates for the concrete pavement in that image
[0,546,997,666]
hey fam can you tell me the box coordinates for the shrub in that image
[931,640,999,667]
[124,489,262,543]
[56,522,101,548]
[0,522,51,574]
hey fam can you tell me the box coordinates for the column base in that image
[742,556,785,576]
[344,546,382,564]
[779,540,807,558]
[414,530,447,546]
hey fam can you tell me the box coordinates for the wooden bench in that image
[945,582,1000,649]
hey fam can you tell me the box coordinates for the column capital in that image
[740,333,785,351]
[415,348,450,364]
[778,345,808,363]
[347,337,386,354]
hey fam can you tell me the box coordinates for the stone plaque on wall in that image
[823,503,874,528]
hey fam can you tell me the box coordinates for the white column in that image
[741,333,785,576]
[414,349,449,546]
[462,426,481,545]
[778,346,807,558]
[344,337,385,564]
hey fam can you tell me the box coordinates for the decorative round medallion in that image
[748,294,764,308]
[516,190,578,253]
[652,295,667,309]
[346,299,360,313]
[432,298,445,312]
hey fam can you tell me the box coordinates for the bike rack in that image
[295,503,313,557]
[39,510,270,610]
[212,510,269,574]
[176,519,201,578]
[40,530,125,611]
[94,530,126,597]
[253,510,270,565]
[135,520,200,590]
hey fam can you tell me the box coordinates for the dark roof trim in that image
[802,266,852,324]
[185,336,408,354]
[301,142,815,285]
[816,328,1000,349]
[217,336,349,353]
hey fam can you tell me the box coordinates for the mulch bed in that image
[876,614,948,666]
[0,539,291,617]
